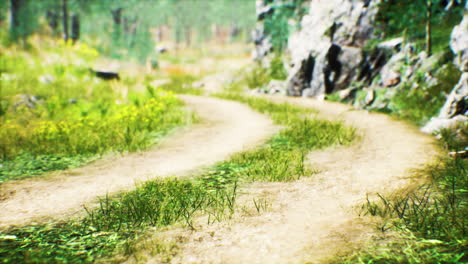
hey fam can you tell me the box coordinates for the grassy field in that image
[331,124,467,263]
[0,39,192,182]
[0,84,355,263]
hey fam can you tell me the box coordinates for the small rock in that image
[157,46,167,54]
[448,149,468,159]
[364,88,375,106]
[301,88,315,97]
[267,80,286,94]
[339,87,358,100]
[438,73,468,119]
[383,74,401,87]
[12,94,43,110]
[377,37,404,51]
[38,74,55,84]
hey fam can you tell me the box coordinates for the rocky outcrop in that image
[285,0,381,96]
[422,6,468,134]
[252,26,273,63]
[252,0,273,62]
[451,4,468,72]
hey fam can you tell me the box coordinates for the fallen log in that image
[89,69,120,80]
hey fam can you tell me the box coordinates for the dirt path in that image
[0,96,277,228]
[142,96,440,264]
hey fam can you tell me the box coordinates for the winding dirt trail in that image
[140,96,440,264]
[0,96,277,228]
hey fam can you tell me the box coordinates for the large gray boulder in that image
[286,0,381,96]
[252,26,273,62]
[252,0,273,62]
[439,73,468,119]
[450,3,468,71]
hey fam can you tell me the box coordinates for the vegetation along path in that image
[0,96,277,228]
[145,96,441,264]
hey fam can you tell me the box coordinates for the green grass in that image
[0,91,356,263]
[153,73,203,95]
[0,154,95,183]
[375,1,464,54]
[336,141,467,263]
[0,42,193,181]
[388,63,461,126]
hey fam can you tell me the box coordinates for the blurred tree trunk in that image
[157,26,163,42]
[9,0,22,39]
[426,0,433,56]
[71,13,80,44]
[62,0,69,42]
[185,27,191,47]
[111,8,123,26]
[111,7,123,41]
[46,10,59,35]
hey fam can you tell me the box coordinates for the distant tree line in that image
[2,0,255,61]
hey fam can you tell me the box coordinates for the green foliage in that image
[156,73,203,95]
[8,0,42,42]
[439,123,468,152]
[0,176,238,263]
[337,237,467,264]
[0,90,356,263]
[263,1,308,52]
[390,63,461,125]
[344,156,468,263]
[242,65,271,89]
[0,154,94,183]
[269,55,287,80]
[231,61,286,91]
[214,93,355,182]
[85,178,238,231]
[362,161,467,240]
[3,0,255,61]
[376,0,464,53]
[0,42,192,181]
[0,222,134,264]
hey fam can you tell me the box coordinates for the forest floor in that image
[0,54,442,263]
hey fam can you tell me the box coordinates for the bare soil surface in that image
[137,96,440,264]
[0,96,277,228]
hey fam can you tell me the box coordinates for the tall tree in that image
[62,0,69,41]
[9,0,23,39]
[426,0,433,56]
[71,13,80,43]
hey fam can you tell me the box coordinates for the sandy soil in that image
[139,96,440,264]
[0,96,277,228]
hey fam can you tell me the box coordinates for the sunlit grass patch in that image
[335,156,467,263]
[155,73,203,95]
[0,43,194,181]
[0,177,238,264]
[0,91,356,263]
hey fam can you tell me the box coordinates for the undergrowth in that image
[0,40,192,182]
[155,73,203,95]
[389,63,461,125]
[0,92,355,263]
[336,132,467,263]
